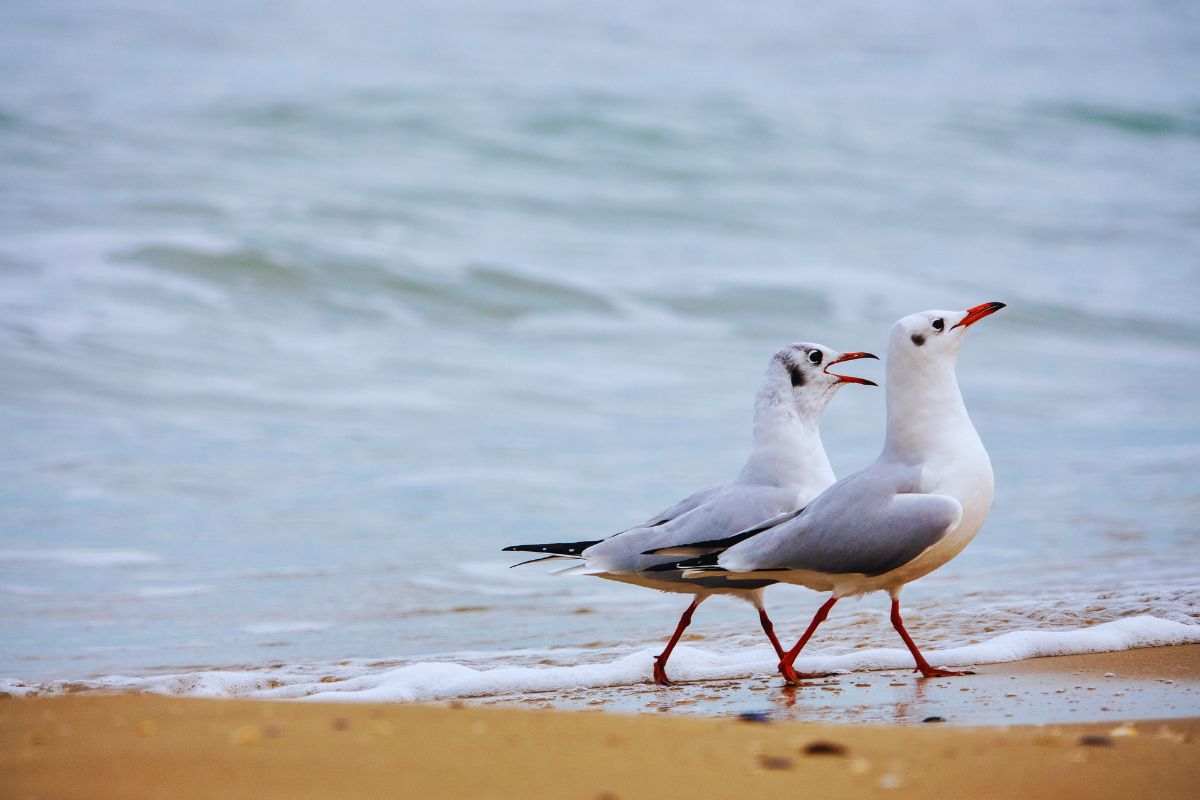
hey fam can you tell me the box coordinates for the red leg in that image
[778,596,838,684]
[653,597,701,686]
[757,607,785,660]
[889,598,974,678]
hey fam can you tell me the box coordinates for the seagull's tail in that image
[507,554,576,569]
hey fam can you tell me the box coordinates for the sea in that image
[1,0,1199,706]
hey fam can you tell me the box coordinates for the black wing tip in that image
[644,553,725,572]
[641,538,726,557]
[640,521,781,558]
[501,540,601,556]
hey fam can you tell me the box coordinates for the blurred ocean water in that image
[1,1,1198,686]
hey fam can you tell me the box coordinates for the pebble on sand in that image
[1078,734,1112,747]
[803,740,847,756]
[757,754,794,770]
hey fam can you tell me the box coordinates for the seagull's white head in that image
[889,302,1007,365]
[881,303,1006,457]
[743,342,877,485]
[770,342,878,412]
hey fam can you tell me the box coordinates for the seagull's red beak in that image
[951,301,1007,330]
[824,351,879,386]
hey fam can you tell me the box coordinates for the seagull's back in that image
[582,481,799,575]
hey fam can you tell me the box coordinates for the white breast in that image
[880,442,995,593]
[793,441,994,599]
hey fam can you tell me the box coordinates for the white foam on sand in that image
[3,616,1197,702]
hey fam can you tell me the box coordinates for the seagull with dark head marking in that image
[503,342,878,686]
[652,303,1006,682]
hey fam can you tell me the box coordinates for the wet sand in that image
[478,643,1200,724]
[2,645,1198,799]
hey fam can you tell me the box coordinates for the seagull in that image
[502,343,878,685]
[650,303,1005,682]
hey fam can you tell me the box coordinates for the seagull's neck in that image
[882,353,978,464]
[738,379,835,491]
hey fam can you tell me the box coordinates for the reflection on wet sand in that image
[480,645,1200,726]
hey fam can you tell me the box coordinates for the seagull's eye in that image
[807,350,822,366]
[932,318,945,332]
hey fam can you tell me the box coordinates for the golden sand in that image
[2,645,1197,800]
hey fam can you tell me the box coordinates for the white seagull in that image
[503,342,878,685]
[652,303,1005,682]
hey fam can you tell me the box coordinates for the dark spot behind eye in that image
[911,334,925,347]
[788,364,806,387]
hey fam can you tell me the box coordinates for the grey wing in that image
[638,485,723,528]
[721,476,961,577]
[583,484,799,574]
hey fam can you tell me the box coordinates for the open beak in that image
[823,351,879,386]
[951,301,1007,330]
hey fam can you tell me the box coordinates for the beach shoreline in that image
[3,645,1197,799]
[475,639,1200,724]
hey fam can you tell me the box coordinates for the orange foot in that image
[918,667,975,678]
[779,663,836,684]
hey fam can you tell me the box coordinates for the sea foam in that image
[3,616,1196,703]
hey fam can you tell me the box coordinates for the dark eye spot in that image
[932,318,944,331]
[788,364,806,387]
[807,350,822,366]
[911,333,925,347]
